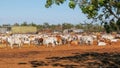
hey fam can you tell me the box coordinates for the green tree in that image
[62,23,74,30]
[45,0,120,32]
[75,23,83,29]
[43,22,50,28]
[29,22,37,26]
[50,24,56,30]
[37,25,44,30]
[21,22,28,26]
[93,23,103,32]
[45,0,120,20]
[13,23,19,26]
[45,0,65,8]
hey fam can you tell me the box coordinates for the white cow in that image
[97,40,106,46]
[7,36,22,49]
[101,34,118,42]
[80,35,94,45]
[43,37,58,47]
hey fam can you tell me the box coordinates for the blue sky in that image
[0,0,88,25]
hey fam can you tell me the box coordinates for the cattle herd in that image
[0,32,120,49]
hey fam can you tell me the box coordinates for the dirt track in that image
[0,43,120,68]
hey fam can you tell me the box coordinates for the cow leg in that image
[18,44,21,49]
[10,44,13,49]
[52,43,55,47]
[46,43,49,47]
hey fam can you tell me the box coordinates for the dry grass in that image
[11,26,37,33]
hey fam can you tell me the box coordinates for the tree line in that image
[1,20,120,33]
[0,22,104,32]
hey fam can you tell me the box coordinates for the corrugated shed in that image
[0,28,8,33]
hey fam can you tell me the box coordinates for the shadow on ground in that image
[19,52,120,68]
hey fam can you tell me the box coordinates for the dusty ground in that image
[0,42,120,68]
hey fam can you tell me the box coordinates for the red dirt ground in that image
[0,41,120,68]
